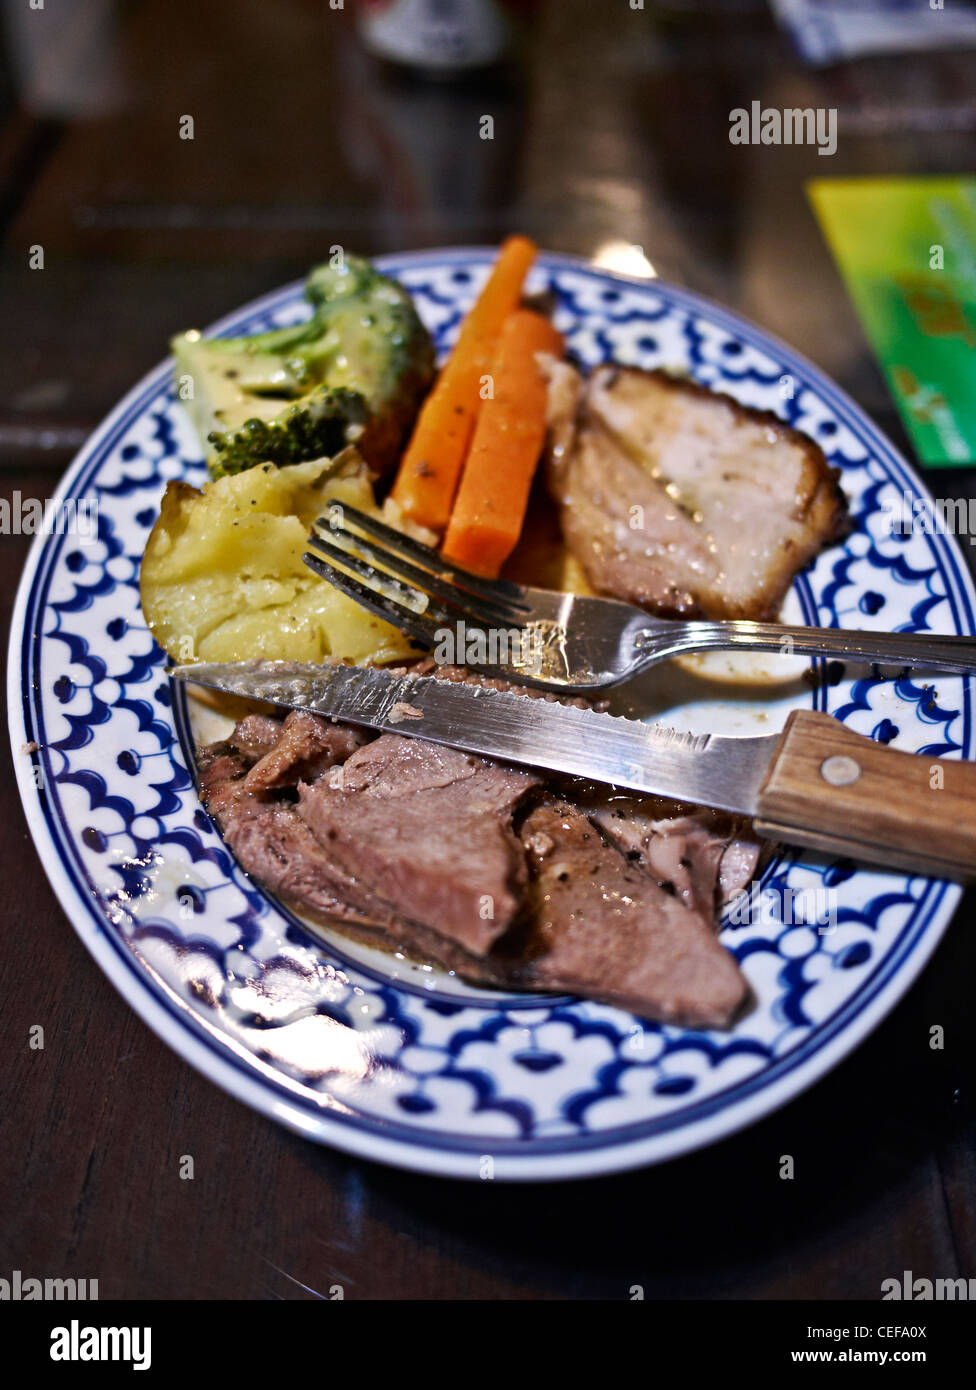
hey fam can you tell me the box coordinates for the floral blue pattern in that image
[9,251,974,1179]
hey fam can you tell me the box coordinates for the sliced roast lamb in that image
[227,713,288,762]
[512,798,749,1029]
[197,700,757,1029]
[243,708,371,792]
[568,785,761,921]
[198,746,393,933]
[296,734,540,956]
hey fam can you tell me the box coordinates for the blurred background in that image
[2,0,975,1300]
[1,0,974,484]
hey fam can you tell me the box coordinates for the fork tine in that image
[321,499,531,612]
[302,549,444,651]
[306,532,463,629]
[311,515,521,630]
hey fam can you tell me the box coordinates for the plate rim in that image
[8,246,972,1181]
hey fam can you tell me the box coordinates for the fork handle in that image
[650,620,976,676]
[755,710,976,880]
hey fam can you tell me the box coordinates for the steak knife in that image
[171,660,976,881]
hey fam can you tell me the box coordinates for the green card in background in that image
[808,176,976,467]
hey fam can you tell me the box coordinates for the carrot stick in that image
[390,235,537,531]
[441,308,563,579]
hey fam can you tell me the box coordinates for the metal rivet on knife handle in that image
[820,755,861,787]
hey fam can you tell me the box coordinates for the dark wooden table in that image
[2,0,974,1300]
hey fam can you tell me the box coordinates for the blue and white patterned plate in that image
[9,250,974,1180]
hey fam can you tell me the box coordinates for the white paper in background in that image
[770,0,976,66]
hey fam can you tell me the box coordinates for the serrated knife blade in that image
[170,660,779,816]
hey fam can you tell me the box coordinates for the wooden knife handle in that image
[754,709,976,880]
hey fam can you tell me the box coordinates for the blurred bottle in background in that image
[1,0,125,117]
[335,8,528,248]
[356,0,537,77]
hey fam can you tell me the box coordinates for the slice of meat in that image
[196,687,760,1028]
[198,748,394,932]
[718,836,762,907]
[546,364,847,620]
[202,747,750,1025]
[244,708,371,792]
[510,798,749,1029]
[227,713,284,762]
[551,409,710,616]
[296,735,541,956]
[200,746,532,974]
[574,787,761,922]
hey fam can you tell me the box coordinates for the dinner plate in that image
[9,249,974,1181]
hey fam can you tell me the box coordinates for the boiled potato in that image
[140,451,420,665]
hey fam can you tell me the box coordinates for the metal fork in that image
[302,500,976,692]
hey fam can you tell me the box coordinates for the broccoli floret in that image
[171,255,434,478]
[207,387,370,479]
